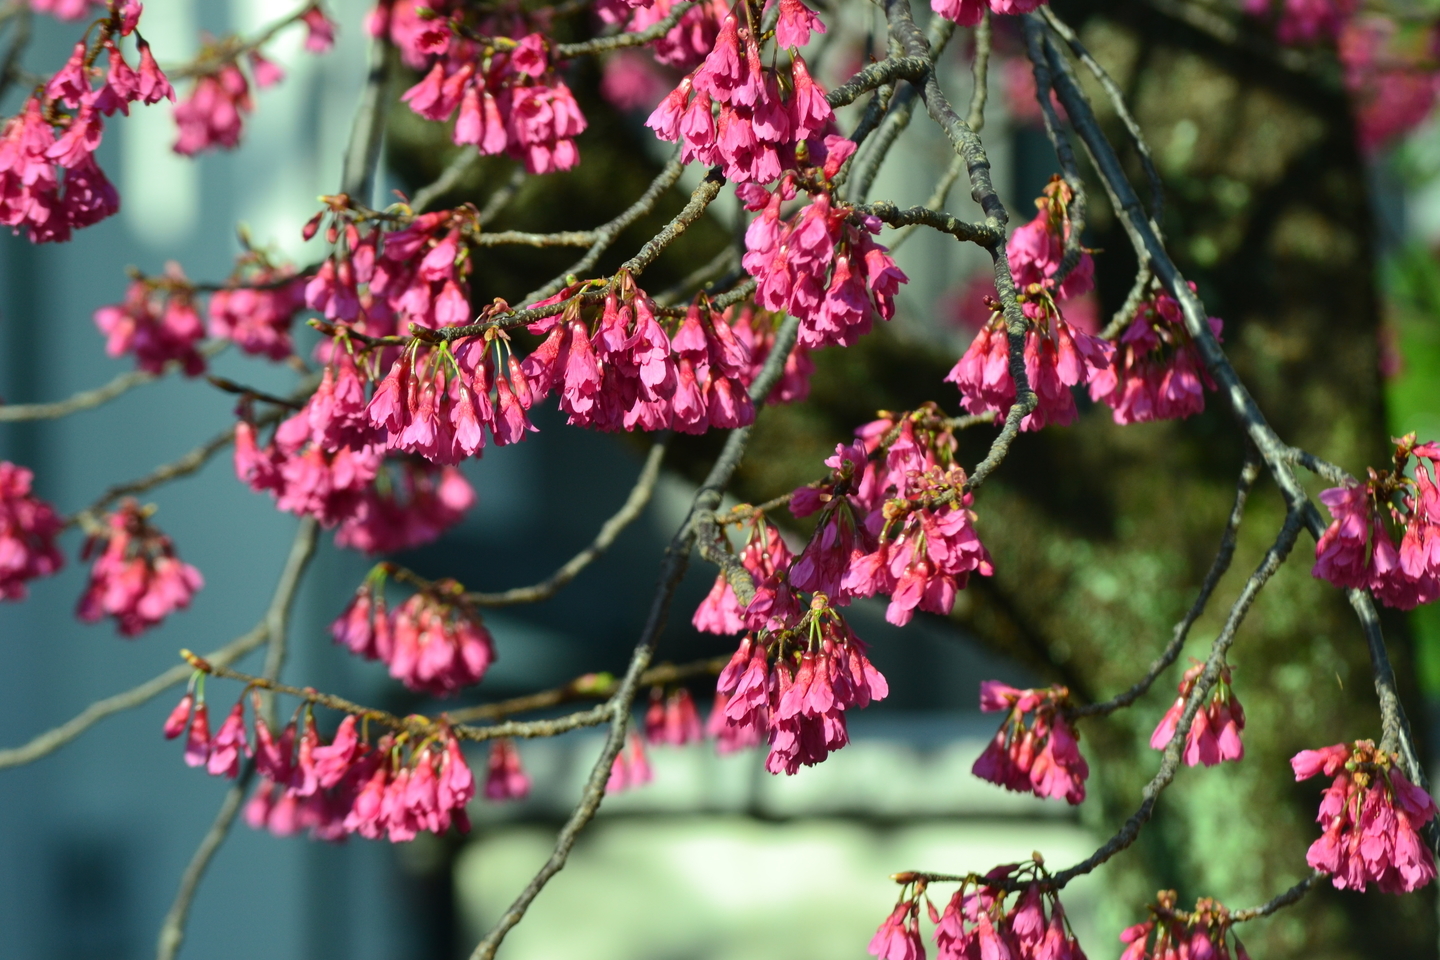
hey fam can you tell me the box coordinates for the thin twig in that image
[1230,871,1323,922]
[554,0,697,58]
[621,168,727,277]
[1040,6,1164,229]
[966,11,991,133]
[889,154,969,252]
[260,517,319,724]
[0,627,266,770]
[411,151,481,214]
[154,765,255,960]
[1022,17,1087,290]
[467,438,668,606]
[478,166,529,222]
[857,201,1000,245]
[1072,450,1261,718]
[446,656,727,724]
[515,156,687,308]
[0,343,227,422]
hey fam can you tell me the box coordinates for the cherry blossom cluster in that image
[234,335,476,552]
[93,264,207,376]
[207,248,308,361]
[607,732,656,793]
[305,203,475,337]
[596,0,728,71]
[1292,739,1438,892]
[394,16,586,174]
[1312,434,1440,609]
[645,8,832,184]
[713,595,889,775]
[791,405,993,624]
[1149,660,1245,767]
[930,0,1045,28]
[871,861,1084,960]
[517,278,756,434]
[1087,287,1223,425]
[947,179,1111,431]
[172,6,335,155]
[0,461,65,601]
[1119,892,1250,960]
[77,499,203,636]
[167,692,477,842]
[973,681,1088,805]
[484,738,531,801]
[1,3,167,243]
[741,162,910,350]
[645,687,704,746]
[331,569,496,696]
[367,336,535,464]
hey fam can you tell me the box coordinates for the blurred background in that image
[2,0,1439,957]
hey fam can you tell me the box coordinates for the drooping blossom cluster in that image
[76,499,203,636]
[2,6,168,242]
[596,0,728,71]
[645,10,832,184]
[607,732,655,793]
[233,334,477,552]
[973,681,1088,804]
[93,264,207,376]
[714,595,889,775]
[305,203,475,337]
[947,179,1111,431]
[870,860,1086,960]
[1087,287,1222,425]
[207,248,308,361]
[484,738,532,801]
[930,0,1046,29]
[1312,434,1440,609]
[1119,892,1251,960]
[0,461,65,601]
[515,278,757,434]
[645,687,704,746]
[171,7,336,155]
[1149,660,1245,767]
[395,21,587,174]
[331,571,496,696]
[168,691,476,842]
[1291,739,1438,892]
[789,405,993,624]
[740,163,910,350]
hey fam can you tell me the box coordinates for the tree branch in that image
[467,437,668,607]
[1071,450,1261,718]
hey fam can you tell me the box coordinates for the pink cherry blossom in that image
[93,265,206,376]
[1149,660,1245,767]
[0,461,65,601]
[972,682,1088,804]
[76,498,204,636]
[484,738,531,801]
[1292,738,1438,892]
